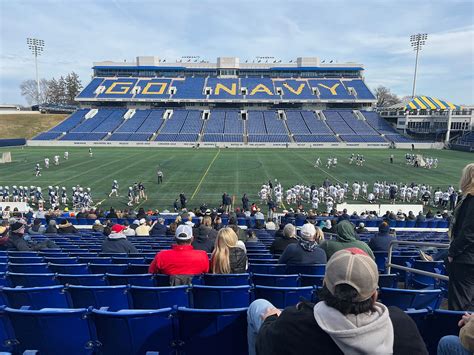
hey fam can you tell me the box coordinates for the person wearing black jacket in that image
[150,218,167,237]
[448,163,474,311]
[192,216,217,253]
[101,224,138,254]
[2,221,58,251]
[210,228,247,274]
[269,223,297,256]
[248,248,428,355]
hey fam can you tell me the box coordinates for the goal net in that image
[0,152,12,164]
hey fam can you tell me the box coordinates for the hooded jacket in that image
[256,300,428,355]
[101,232,138,254]
[57,222,78,234]
[270,235,298,255]
[278,241,327,265]
[192,233,215,253]
[2,232,58,251]
[449,194,474,264]
[320,221,374,260]
[150,223,168,237]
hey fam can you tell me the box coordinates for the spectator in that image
[107,208,118,219]
[416,211,426,222]
[247,248,428,355]
[122,221,136,237]
[150,218,167,237]
[368,222,397,253]
[270,223,298,255]
[407,211,417,221]
[130,219,140,230]
[0,220,8,237]
[92,220,104,233]
[28,218,45,235]
[210,228,248,274]
[265,218,277,231]
[254,208,265,221]
[192,216,217,250]
[166,222,177,237]
[355,222,368,234]
[135,218,151,236]
[148,225,209,285]
[438,313,474,355]
[2,220,58,251]
[57,219,78,234]
[320,220,374,259]
[213,216,224,231]
[45,220,58,234]
[278,223,327,265]
[101,224,138,254]
[448,163,474,311]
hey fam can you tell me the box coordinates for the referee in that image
[157,169,163,184]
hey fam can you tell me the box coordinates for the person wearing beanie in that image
[320,220,374,260]
[101,224,138,254]
[2,220,58,251]
[278,223,327,265]
[368,222,397,253]
[247,248,428,355]
[148,224,209,285]
[57,219,78,234]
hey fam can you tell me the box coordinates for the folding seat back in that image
[0,273,8,287]
[107,273,155,287]
[378,274,398,288]
[66,285,131,311]
[177,307,248,355]
[130,285,190,309]
[7,251,38,257]
[373,251,388,273]
[424,309,466,354]
[0,308,15,353]
[56,274,108,286]
[285,264,326,275]
[8,263,50,274]
[192,285,252,309]
[8,257,44,264]
[89,263,129,274]
[252,274,299,287]
[48,263,90,274]
[1,285,72,309]
[5,307,98,354]
[379,287,441,310]
[43,256,78,264]
[126,264,150,274]
[7,272,58,287]
[299,274,325,287]
[254,286,314,309]
[112,257,146,264]
[92,308,174,355]
[248,263,286,274]
[409,260,444,288]
[77,257,112,264]
[203,273,250,286]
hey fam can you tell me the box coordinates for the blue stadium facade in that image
[34,56,411,145]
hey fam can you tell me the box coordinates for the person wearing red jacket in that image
[148,224,209,285]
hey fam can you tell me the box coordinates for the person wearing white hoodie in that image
[247,248,428,355]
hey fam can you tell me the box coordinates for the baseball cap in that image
[111,224,126,233]
[324,248,378,302]
[139,218,146,225]
[175,224,193,240]
[300,223,316,239]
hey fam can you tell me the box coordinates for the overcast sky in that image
[1,0,473,105]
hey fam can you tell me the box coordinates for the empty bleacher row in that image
[0,228,455,354]
[77,77,376,101]
[34,108,410,143]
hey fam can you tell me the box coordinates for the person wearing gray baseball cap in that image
[247,248,427,355]
[148,224,209,285]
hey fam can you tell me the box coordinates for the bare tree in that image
[374,86,402,108]
[20,79,50,105]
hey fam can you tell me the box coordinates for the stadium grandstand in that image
[30,56,429,148]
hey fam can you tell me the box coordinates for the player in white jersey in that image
[367,192,376,204]
[349,154,354,165]
[314,157,321,167]
[275,189,282,208]
[44,158,50,168]
[333,157,338,167]
[64,151,69,160]
[352,181,361,200]
[89,148,93,158]
[434,189,442,206]
[54,155,60,166]
[442,191,450,208]
[311,194,320,209]
[286,190,292,205]
[412,185,420,201]
[433,158,438,168]
[406,187,413,202]
[361,181,368,197]
[326,196,334,213]
[318,186,325,200]
[326,158,332,169]
[400,185,407,202]
[343,181,349,193]
[109,180,119,197]
[35,163,41,176]
[337,187,345,203]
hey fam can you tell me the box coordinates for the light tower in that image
[27,38,45,104]
[410,33,427,98]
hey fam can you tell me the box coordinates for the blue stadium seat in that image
[43,256,78,264]
[248,263,286,274]
[8,263,50,273]
[424,309,465,354]
[254,286,315,309]
[203,273,250,286]
[0,273,9,287]
[48,263,90,274]
[191,285,252,309]
[66,285,132,311]
[7,272,58,287]
[177,307,248,355]
[285,264,326,275]
[5,307,98,354]
[92,308,175,355]
[89,263,129,274]
[77,257,113,264]
[379,287,442,310]
[130,285,190,309]
[8,256,44,264]
[408,260,444,288]
[299,274,325,287]
[378,274,399,288]
[56,273,108,286]
[1,285,72,309]
[252,274,299,287]
[126,264,150,274]
[0,308,15,353]
[107,273,155,286]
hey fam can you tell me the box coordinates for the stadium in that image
[0,2,474,354]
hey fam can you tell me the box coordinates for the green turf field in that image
[0,146,471,211]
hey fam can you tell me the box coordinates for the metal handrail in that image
[386,240,449,281]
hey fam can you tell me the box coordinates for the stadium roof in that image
[391,96,462,110]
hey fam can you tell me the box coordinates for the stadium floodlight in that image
[410,33,428,98]
[27,38,45,104]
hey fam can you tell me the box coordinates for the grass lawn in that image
[0,146,471,211]
[0,114,67,139]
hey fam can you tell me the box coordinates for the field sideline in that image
[0,146,471,211]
